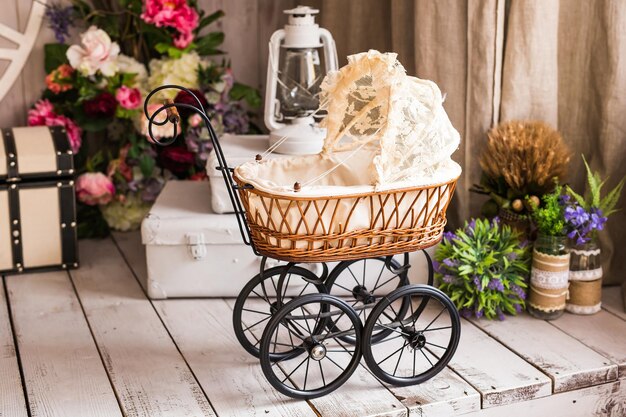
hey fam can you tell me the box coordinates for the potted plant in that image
[471,121,570,238]
[528,185,570,320]
[562,156,624,314]
[434,218,531,320]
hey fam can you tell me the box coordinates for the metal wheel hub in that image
[408,332,426,350]
[352,285,376,304]
[309,343,327,361]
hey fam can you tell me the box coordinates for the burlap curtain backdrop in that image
[308,0,626,299]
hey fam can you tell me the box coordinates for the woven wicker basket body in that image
[234,175,458,262]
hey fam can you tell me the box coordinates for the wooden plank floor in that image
[0,233,625,417]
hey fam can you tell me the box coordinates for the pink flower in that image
[47,116,82,153]
[136,103,180,143]
[76,172,115,206]
[141,0,199,49]
[66,26,120,76]
[115,86,142,109]
[27,100,82,153]
[27,99,55,126]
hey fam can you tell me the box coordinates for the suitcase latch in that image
[186,233,207,260]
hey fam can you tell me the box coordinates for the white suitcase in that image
[141,180,270,299]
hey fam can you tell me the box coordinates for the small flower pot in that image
[566,240,602,314]
[528,234,569,320]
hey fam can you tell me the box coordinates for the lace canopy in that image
[320,50,460,186]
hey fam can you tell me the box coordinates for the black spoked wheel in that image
[259,294,362,400]
[362,285,460,386]
[325,256,410,344]
[233,265,325,359]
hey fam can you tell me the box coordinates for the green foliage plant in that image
[435,218,531,320]
[566,155,624,218]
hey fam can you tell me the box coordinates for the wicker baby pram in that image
[145,51,462,400]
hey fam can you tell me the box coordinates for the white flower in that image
[66,26,120,76]
[147,52,203,100]
[116,55,148,89]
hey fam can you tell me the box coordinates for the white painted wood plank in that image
[69,239,216,417]
[471,313,617,393]
[442,320,552,408]
[602,285,626,321]
[111,232,148,294]
[385,366,480,417]
[224,299,407,417]
[551,311,626,376]
[0,278,28,417]
[6,272,122,417]
[461,379,626,417]
[156,298,317,417]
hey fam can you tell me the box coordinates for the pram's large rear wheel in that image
[326,256,410,344]
[362,285,460,386]
[259,294,362,399]
[233,265,325,359]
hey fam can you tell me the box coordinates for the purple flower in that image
[466,219,476,234]
[589,208,607,230]
[474,309,484,319]
[432,259,442,273]
[45,3,75,43]
[558,194,571,205]
[443,231,457,242]
[487,278,505,292]
[460,308,472,318]
[514,303,523,313]
[443,258,459,268]
[496,308,505,321]
[564,205,590,226]
[472,275,483,291]
[510,284,526,300]
[442,275,456,284]
[506,252,518,261]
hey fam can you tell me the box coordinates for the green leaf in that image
[229,82,262,108]
[195,32,225,55]
[44,43,70,73]
[197,10,224,31]
[600,177,624,217]
[565,185,587,209]
[139,154,155,178]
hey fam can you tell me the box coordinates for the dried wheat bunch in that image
[480,120,570,195]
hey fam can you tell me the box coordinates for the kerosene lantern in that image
[264,6,338,154]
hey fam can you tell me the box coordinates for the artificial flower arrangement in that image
[563,156,623,246]
[34,1,260,236]
[435,218,531,320]
[471,120,570,233]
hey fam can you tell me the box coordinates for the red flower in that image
[159,145,195,174]
[174,88,208,119]
[189,171,208,181]
[83,92,117,118]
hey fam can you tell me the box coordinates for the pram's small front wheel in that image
[259,294,362,399]
[362,285,460,386]
[233,265,325,359]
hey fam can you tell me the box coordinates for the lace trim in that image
[565,302,602,315]
[570,248,601,256]
[569,268,603,281]
[530,268,569,289]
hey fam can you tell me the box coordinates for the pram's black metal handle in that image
[143,85,258,254]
